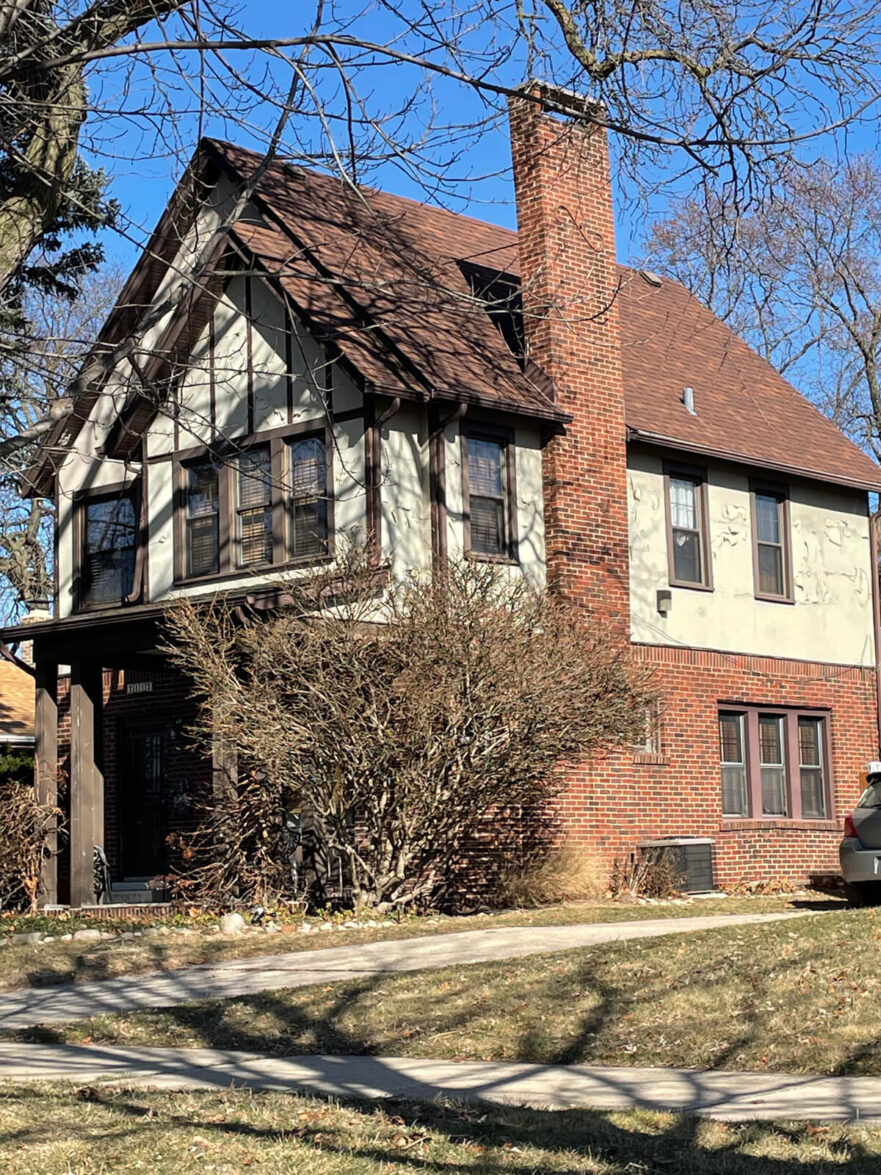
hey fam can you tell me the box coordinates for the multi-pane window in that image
[753,488,790,599]
[718,708,830,820]
[236,446,272,568]
[667,472,708,586]
[81,495,137,607]
[467,436,508,557]
[798,717,827,819]
[288,435,328,559]
[719,712,748,816]
[185,461,220,578]
[758,714,787,816]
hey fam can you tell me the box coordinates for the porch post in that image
[34,658,58,906]
[69,659,104,907]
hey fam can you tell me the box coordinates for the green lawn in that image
[0,892,819,993]
[1,1083,881,1174]
[22,904,881,1079]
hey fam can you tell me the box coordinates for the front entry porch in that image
[5,605,218,907]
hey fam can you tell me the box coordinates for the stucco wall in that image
[628,448,876,666]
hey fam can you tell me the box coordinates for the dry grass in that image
[0,892,817,994]
[27,904,881,1079]
[498,844,608,906]
[2,1083,881,1173]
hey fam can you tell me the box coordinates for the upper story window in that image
[463,429,516,560]
[751,484,792,601]
[80,493,137,608]
[236,446,273,569]
[665,466,711,589]
[719,706,830,821]
[178,426,331,584]
[288,435,328,559]
[186,461,221,578]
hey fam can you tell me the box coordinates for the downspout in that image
[125,466,148,605]
[870,510,881,756]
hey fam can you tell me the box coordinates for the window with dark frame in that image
[236,445,273,568]
[81,495,137,608]
[667,471,709,587]
[718,707,830,820]
[185,461,221,578]
[467,436,508,557]
[753,488,790,599]
[288,435,328,559]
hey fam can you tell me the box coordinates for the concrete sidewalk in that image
[0,1042,878,1122]
[0,910,811,1031]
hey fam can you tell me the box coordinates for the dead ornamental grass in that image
[2,1084,881,1174]
[0,893,813,994]
[31,905,881,1080]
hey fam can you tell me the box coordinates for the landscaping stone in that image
[11,932,44,945]
[144,926,170,939]
[60,934,72,942]
[219,912,246,935]
[72,929,102,943]
[42,936,55,943]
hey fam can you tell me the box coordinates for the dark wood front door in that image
[120,723,166,878]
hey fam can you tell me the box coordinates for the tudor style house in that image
[7,85,881,907]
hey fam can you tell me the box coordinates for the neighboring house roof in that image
[0,660,34,743]
[29,138,881,494]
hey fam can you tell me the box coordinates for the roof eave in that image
[627,427,881,494]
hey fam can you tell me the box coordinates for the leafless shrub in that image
[610,848,684,900]
[164,548,655,912]
[0,778,60,913]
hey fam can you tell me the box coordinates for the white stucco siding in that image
[381,405,431,575]
[332,415,368,544]
[628,449,876,666]
[212,277,250,440]
[250,278,289,433]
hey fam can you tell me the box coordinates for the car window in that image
[858,780,881,808]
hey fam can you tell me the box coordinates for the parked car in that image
[840,763,881,904]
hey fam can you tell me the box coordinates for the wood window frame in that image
[72,481,141,613]
[461,424,518,563]
[663,461,713,591]
[750,479,794,603]
[717,704,833,822]
[172,418,334,587]
[284,426,336,564]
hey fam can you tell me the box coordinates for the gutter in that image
[627,427,881,496]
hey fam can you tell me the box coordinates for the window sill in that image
[720,818,839,833]
[669,579,714,593]
[633,752,669,766]
[466,552,519,566]
[173,554,333,589]
[754,593,795,605]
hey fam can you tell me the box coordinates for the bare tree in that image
[164,550,654,911]
[646,155,881,459]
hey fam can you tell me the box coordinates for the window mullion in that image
[746,709,762,818]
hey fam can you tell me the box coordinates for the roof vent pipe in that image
[682,386,696,415]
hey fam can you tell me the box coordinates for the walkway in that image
[1,911,810,1031]
[0,911,811,1031]
[0,1044,878,1122]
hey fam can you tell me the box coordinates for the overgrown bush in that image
[0,764,59,913]
[610,848,684,899]
[497,844,608,907]
[165,550,655,912]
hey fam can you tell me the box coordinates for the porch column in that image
[69,659,104,907]
[34,658,58,906]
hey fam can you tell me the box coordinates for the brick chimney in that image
[509,85,629,626]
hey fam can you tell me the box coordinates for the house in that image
[5,84,880,907]
[0,659,35,752]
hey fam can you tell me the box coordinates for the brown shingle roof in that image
[34,138,881,494]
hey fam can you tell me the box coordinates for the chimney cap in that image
[517,80,606,124]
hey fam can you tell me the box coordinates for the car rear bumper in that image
[840,837,881,883]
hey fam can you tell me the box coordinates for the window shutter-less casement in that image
[82,495,137,607]
[752,486,792,601]
[289,435,328,559]
[186,462,220,578]
[236,445,273,568]
[665,466,710,588]
[718,708,830,821]
[467,436,508,557]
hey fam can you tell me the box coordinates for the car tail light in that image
[843,813,858,839]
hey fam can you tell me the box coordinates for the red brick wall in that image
[557,644,878,888]
[509,91,629,625]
